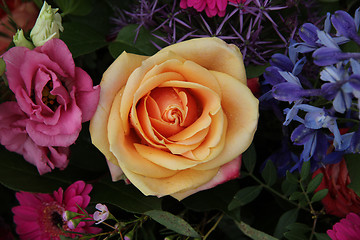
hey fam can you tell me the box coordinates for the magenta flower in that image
[12,180,101,240]
[180,0,244,17]
[0,38,100,174]
[328,212,360,240]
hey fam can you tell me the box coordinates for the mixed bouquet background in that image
[1,0,360,239]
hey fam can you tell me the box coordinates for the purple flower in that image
[331,8,360,45]
[313,47,360,66]
[320,65,353,113]
[291,124,326,162]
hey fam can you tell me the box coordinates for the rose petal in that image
[171,156,241,200]
[108,90,178,178]
[134,143,199,170]
[90,52,148,167]
[160,81,221,142]
[193,71,258,170]
[158,38,247,84]
[119,163,219,197]
[188,108,227,161]
[106,159,123,181]
[120,52,186,134]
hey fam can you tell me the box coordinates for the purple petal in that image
[272,82,305,101]
[331,10,358,40]
[269,53,294,71]
[299,23,319,45]
[313,47,344,66]
[349,74,360,91]
[263,66,286,85]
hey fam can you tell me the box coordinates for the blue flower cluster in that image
[262,8,360,174]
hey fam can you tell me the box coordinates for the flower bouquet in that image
[1,0,360,239]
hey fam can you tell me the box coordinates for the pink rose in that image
[0,39,100,174]
[0,0,39,54]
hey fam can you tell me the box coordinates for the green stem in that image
[203,213,224,240]
[299,179,318,240]
[247,172,310,212]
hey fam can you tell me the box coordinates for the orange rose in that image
[90,37,259,200]
[0,0,38,54]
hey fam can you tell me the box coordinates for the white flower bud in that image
[30,1,64,47]
[13,29,35,49]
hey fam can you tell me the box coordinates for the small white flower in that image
[93,203,109,224]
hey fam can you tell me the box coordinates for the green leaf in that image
[289,192,303,201]
[307,173,323,193]
[0,150,82,193]
[55,0,93,16]
[61,22,108,58]
[284,231,307,240]
[242,143,256,173]
[91,176,162,214]
[286,171,299,184]
[281,178,298,196]
[311,189,328,203]
[246,64,270,78]
[236,221,279,240]
[273,209,299,238]
[108,25,164,58]
[261,160,277,186]
[345,154,360,197]
[314,233,331,240]
[286,223,311,233]
[0,58,6,76]
[145,210,200,238]
[228,186,262,210]
[300,161,311,181]
[181,181,241,218]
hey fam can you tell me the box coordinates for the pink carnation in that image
[180,0,244,17]
[12,181,101,240]
[0,38,100,174]
[328,212,360,240]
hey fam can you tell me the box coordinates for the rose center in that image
[42,81,58,111]
[135,86,201,138]
[163,105,183,124]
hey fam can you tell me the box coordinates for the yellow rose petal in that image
[90,52,147,166]
[159,37,246,84]
[120,52,186,134]
[159,81,221,142]
[108,90,178,178]
[134,143,199,170]
[194,71,259,170]
[120,163,219,196]
[190,109,227,161]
